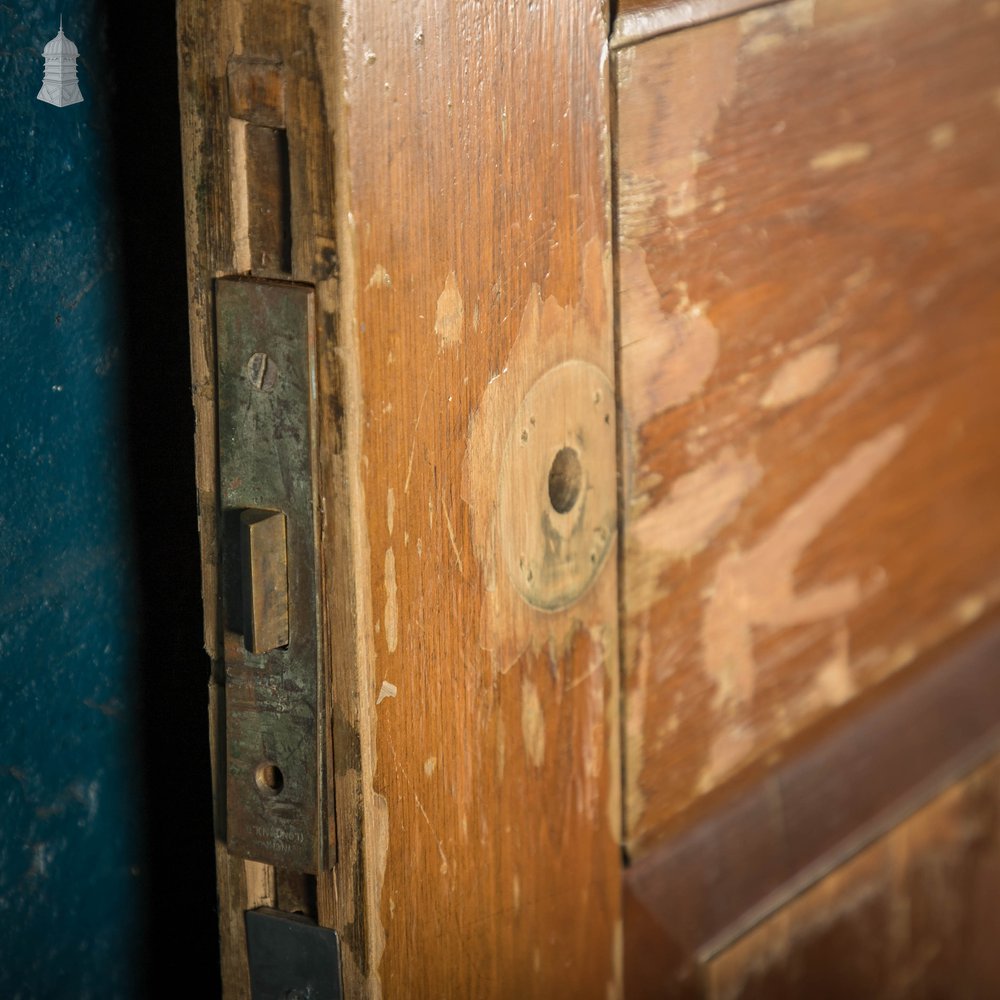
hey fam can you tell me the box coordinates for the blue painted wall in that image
[0,5,218,996]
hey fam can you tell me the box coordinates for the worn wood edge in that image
[610,0,782,49]
[625,616,1000,983]
[312,2,382,996]
[176,1,374,995]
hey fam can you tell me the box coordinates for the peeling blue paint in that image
[1,4,144,996]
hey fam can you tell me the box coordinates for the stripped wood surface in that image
[616,0,1000,858]
[331,2,621,995]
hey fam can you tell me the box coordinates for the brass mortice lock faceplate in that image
[216,277,331,872]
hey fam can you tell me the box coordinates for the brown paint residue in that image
[703,424,906,707]
[761,343,839,409]
[434,271,463,349]
[633,447,762,559]
[619,246,719,426]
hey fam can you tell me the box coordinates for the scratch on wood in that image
[441,499,464,575]
[385,735,449,875]
[403,378,431,494]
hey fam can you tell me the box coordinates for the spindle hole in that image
[548,447,582,514]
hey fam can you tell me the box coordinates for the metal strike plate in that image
[216,277,331,872]
[246,908,343,1000]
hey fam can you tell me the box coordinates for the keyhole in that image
[255,762,284,796]
[548,447,582,514]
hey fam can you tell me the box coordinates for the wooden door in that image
[176,0,1000,996]
[615,0,1000,995]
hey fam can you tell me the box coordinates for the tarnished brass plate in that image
[216,277,331,872]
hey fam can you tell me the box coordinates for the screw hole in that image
[548,447,583,514]
[255,762,284,796]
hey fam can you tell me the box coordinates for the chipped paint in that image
[423,756,437,777]
[376,680,397,706]
[761,343,839,409]
[521,677,546,768]
[812,628,855,705]
[740,0,814,34]
[433,271,463,348]
[810,142,872,171]
[955,593,986,625]
[928,123,956,150]
[743,31,785,55]
[703,723,757,790]
[366,263,392,289]
[633,448,762,559]
[703,424,907,707]
[386,486,395,536]
[617,17,740,237]
[619,247,719,425]
[383,548,398,653]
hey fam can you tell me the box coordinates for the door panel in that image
[616,0,1000,856]
[707,755,1000,999]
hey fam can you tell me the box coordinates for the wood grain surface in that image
[330,3,621,996]
[179,1,621,997]
[616,0,1000,858]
